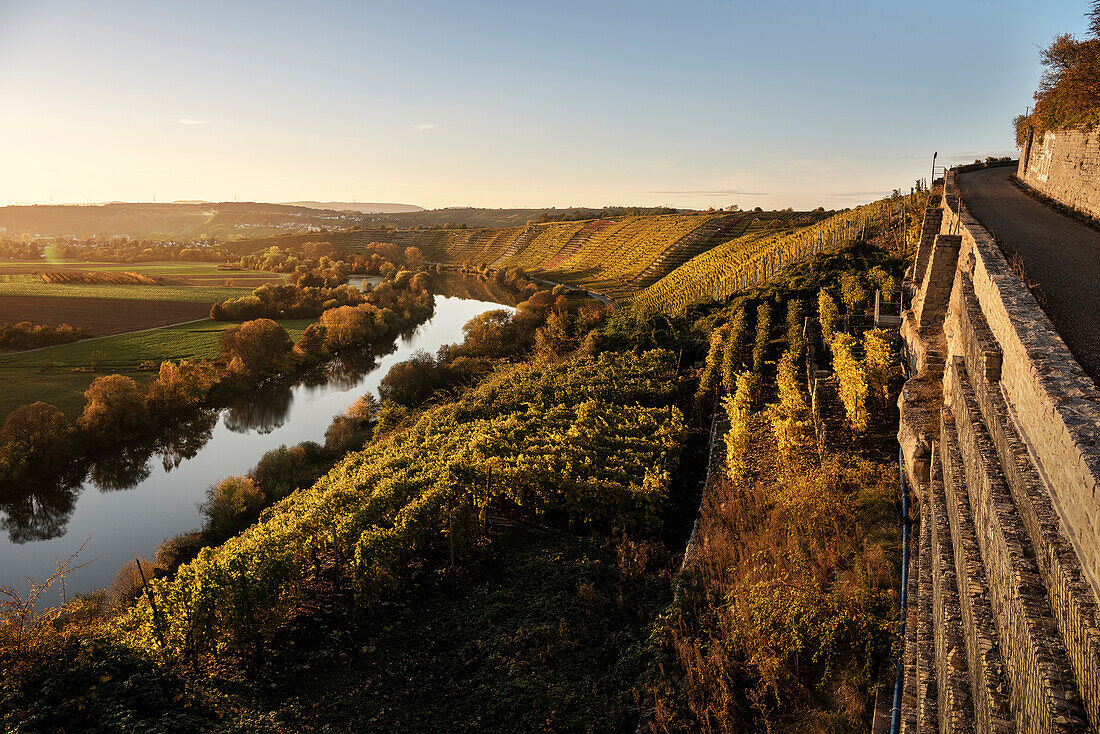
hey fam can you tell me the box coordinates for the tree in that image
[293,323,328,361]
[0,402,73,475]
[219,319,292,376]
[320,304,385,350]
[839,272,868,313]
[404,246,425,267]
[379,350,442,406]
[200,475,264,542]
[78,374,148,437]
[148,360,215,412]
[89,350,107,372]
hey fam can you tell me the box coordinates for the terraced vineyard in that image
[333,210,831,298]
[631,200,901,315]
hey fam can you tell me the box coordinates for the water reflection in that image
[0,294,509,598]
[223,381,294,434]
[0,479,80,544]
[156,410,219,472]
[89,444,154,492]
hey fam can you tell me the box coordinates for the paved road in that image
[956,166,1100,385]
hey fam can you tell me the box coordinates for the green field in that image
[0,260,248,274]
[0,319,314,420]
[0,280,254,303]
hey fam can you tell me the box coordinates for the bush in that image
[818,289,840,343]
[78,374,148,437]
[199,475,265,543]
[153,531,206,575]
[252,444,322,501]
[378,350,444,406]
[0,401,73,476]
[219,318,293,376]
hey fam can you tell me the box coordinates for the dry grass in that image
[646,415,899,733]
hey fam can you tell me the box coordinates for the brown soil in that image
[0,296,211,336]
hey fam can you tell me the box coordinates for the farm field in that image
[0,260,286,287]
[0,280,252,303]
[0,296,212,337]
[0,318,314,419]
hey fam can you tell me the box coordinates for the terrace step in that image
[539,219,610,270]
[489,226,541,269]
[939,411,1016,734]
[943,358,1091,733]
[928,447,977,733]
[627,214,744,290]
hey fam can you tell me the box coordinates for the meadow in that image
[0,318,313,419]
[0,280,253,303]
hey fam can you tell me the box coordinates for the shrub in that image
[153,531,205,575]
[199,475,265,543]
[721,309,748,392]
[818,289,840,344]
[831,333,868,433]
[785,299,805,356]
[694,324,727,417]
[78,374,148,437]
[752,302,772,375]
[768,350,811,457]
[219,319,293,377]
[863,328,894,409]
[0,401,73,476]
[723,371,756,481]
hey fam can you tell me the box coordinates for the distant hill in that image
[283,201,423,214]
[0,202,367,240]
[357,206,686,230]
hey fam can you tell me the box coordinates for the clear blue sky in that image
[0,0,1091,210]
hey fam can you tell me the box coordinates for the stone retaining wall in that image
[1018,127,1100,221]
[938,175,1100,596]
[896,168,1100,731]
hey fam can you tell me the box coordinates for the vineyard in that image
[117,350,684,663]
[1,186,924,732]
[38,270,160,285]
[333,210,830,296]
[630,196,920,316]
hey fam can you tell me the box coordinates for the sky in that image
[0,0,1093,211]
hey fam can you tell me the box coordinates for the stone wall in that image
[896,169,1100,732]
[1018,126,1100,221]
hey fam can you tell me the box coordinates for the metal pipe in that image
[890,442,910,734]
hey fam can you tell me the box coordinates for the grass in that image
[0,318,314,419]
[0,280,253,303]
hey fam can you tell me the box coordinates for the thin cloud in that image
[646,189,769,197]
[176,118,210,125]
[824,190,892,198]
[413,123,438,131]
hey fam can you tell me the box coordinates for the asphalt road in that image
[956,166,1100,386]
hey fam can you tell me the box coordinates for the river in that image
[0,289,509,604]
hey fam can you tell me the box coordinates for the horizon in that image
[0,0,1090,210]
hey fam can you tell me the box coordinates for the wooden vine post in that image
[134,559,168,652]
